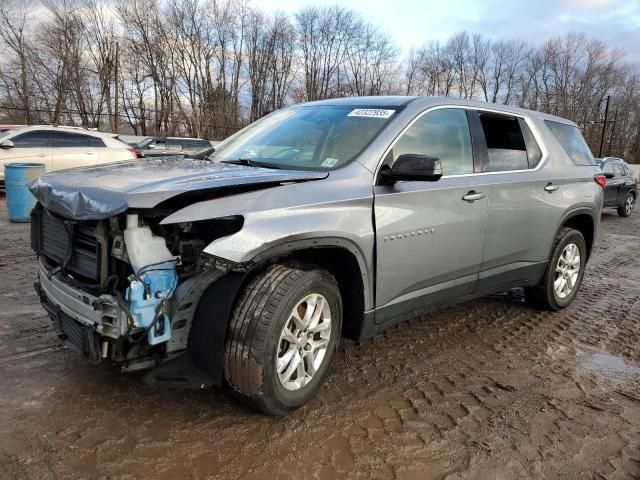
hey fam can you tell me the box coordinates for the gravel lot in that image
[0,197,639,479]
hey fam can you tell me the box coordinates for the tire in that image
[617,192,635,217]
[526,227,587,311]
[224,263,342,415]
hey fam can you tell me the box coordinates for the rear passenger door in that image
[52,132,101,171]
[468,110,559,292]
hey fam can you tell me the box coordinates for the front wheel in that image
[224,263,342,415]
[618,193,635,217]
[526,227,587,311]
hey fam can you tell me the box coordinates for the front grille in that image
[32,209,104,283]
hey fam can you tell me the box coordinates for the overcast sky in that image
[257,0,640,61]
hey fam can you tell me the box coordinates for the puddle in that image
[577,347,640,378]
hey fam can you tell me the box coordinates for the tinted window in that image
[52,132,102,148]
[478,113,528,172]
[545,121,595,166]
[603,163,614,175]
[166,139,182,149]
[182,139,210,150]
[88,136,106,148]
[12,131,50,148]
[391,108,473,176]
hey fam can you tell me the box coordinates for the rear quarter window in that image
[545,120,595,166]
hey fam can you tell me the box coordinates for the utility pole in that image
[607,108,618,157]
[113,42,120,133]
[598,95,610,157]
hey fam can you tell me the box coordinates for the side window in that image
[519,119,543,168]
[391,108,473,176]
[545,121,595,166]
[183,139,210,150]
[166,139,182,149]
[12,131,50,148]
[603,163,614,176]
[613,164,625,177]
[52,132,92,148]
[477,113,528,172]
[88,137,106,148]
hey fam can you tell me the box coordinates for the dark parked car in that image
[596,157,637,216]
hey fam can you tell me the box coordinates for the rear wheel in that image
[224,263,342,415]
[618,193,635,217]
[526,227,587,310]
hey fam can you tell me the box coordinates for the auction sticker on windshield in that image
[347,109,395,119]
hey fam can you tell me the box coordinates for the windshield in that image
[210,105,398,170]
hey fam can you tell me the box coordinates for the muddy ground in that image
[0,197,639,480]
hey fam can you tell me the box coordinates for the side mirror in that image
[148,144,157,149]
[603,172,614,179]
[0,139,14,149]
[381,154,443,184]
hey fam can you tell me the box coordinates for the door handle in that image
[462,191,486,202]
[37,153,46,157]
[544,183,559,192]
[85,152,96,155]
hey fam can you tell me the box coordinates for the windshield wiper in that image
[222,158,282,169]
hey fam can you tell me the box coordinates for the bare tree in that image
[295,5,358,101]
[0,0,33,123]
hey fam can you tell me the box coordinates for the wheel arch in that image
[246,238,372,341]
[558,208,597,259]
[187,238,372,385]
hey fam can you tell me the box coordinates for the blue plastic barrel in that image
[4,163,46,222]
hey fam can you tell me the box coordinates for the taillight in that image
[594,174,606,190]
[127,146,140,159]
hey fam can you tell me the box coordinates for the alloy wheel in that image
[554,243,581,299]
[625,195,634,215]
[276,293,332,391]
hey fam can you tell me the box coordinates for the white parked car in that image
[0,126,139,184]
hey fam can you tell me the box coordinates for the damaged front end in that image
[28,158,330,387]
[31,203,242,385]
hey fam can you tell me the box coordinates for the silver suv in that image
[30,97,604,415]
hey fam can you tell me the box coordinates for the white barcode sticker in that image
[321,158,339,167]
[347,108,395,119]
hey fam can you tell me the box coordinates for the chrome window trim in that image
[373,104,549,181]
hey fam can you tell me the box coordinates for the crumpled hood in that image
[29,156,328,220]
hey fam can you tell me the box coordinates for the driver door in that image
[373,108,489,324]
